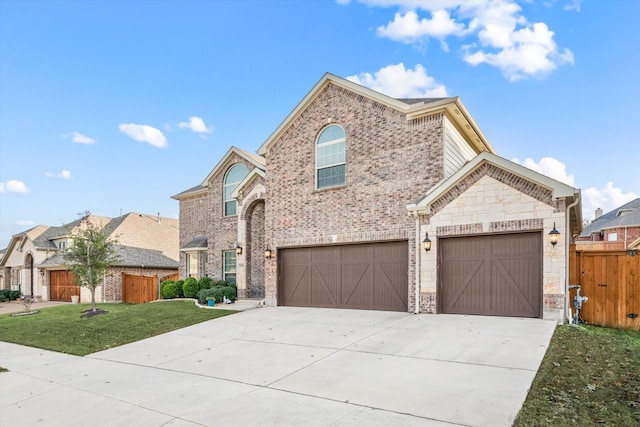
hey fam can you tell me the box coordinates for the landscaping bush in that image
[175,280,185,298]
[160,280,174,299]
[0,289,10,300]
[213,280,228,287]
[198,276,213,290]
[197,285,236,304]
[9,290,20,300]
[183,277,199,298]
[162,282,179,299]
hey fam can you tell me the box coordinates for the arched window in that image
[224,164,249,216]
[316,125,346,189]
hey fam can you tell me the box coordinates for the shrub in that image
[198,276,213,290]
[175,280,185,298]
[0,295,6,303]
[9,290,20,300]
[0,289,9,300]
[213,280,227,287]
[183,277,199,298]
[160,280,174,299]
[197,285,237,304]
[162,282,179,299]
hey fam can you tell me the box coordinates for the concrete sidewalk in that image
[0,307,556,426]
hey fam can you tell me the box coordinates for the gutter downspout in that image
[565,195,580,324]
[415,214,421,314]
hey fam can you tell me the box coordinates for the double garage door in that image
[439,232,542,318]
[279,241,408,312]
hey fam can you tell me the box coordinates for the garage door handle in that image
[598,283,607,287]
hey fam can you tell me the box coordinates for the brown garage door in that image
[440,232,542,318]
[279,241,408,312]
[50,270,80,302]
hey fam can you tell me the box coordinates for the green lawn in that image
[515,324,640,426]
[0,301,236,356]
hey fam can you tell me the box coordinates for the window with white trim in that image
[607,232,618,241]
[223,250,236,285]
[316,125,346,189]
[224,164,249,216]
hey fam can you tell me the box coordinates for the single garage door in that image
[279,241,408,311]
[440,232,542,318]
[50,270,80,302]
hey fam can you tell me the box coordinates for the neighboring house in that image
[0,213,179,303]
[576,198,640,251]
[174,73,582,321]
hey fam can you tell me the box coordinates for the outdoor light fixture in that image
[40,269,45,277]
[264,246,273,259]
[627,249,638,257]
[423,233,432,252]
[549,223,560,246]
[235,244,243,255]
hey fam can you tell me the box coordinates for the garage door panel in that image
[280,241,408,312]
[281,265,311,306]
[440,233,542,318]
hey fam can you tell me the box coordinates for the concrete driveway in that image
[0,307,555,426]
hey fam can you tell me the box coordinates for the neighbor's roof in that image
[257,72,495,156]
[579,198,640,238]
[39,245,179,269]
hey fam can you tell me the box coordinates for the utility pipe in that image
[415,214,421,314]
[565,194,580,324]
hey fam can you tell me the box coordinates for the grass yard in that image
[0,301,236,356]
[515,324,640,426]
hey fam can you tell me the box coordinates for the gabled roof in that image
[407,152,582,235]
[200,146,265,186]
[257,72,495,156]
[579,198,640,238]
[231,168,265,199]
[171,146,265,200]
[39,245,179,269]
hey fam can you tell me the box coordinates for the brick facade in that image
[263,83,446,307]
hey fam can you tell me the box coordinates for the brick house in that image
[175,73,582,321]
[0,213,179,303]
[575,198,640,252]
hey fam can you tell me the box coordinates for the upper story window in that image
[224,164,249,216]
[316,125,346,189]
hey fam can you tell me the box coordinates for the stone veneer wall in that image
[263,83,447,309]
[420,173,568,321]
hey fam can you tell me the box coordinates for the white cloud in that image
[71,132,96,144]
[46,170,72,180]
[582,183,637,221]
[512,156,575,186]
[16,220,34,226]
[347,63,448,98]
[511,156,638,222]
[0,180,30,193]
[119,123,167,148]
[564,0,582,12]
[178,116,213,134]
[357,0,574,80]
[377,10,465,43]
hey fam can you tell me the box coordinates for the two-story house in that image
[174,73,582,321]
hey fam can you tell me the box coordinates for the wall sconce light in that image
[235,244,243,255]
[40,269,45,277]
[422,233,432,252]
[627,249,638,257]
[264,246,273,259]
[549,223,560,246]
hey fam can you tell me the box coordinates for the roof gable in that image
[257,72,495,156]
[200,146,265,187]
[580,198,640,237]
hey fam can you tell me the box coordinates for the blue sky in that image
[1,0,638,249]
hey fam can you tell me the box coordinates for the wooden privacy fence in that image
[122,273,158,304]
[160,272,179,283]
[569,245,640,330]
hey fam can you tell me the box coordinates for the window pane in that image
[225,164,249,184]
[225,200,237,216]
[318,164,345,188]
[317,141,345,168]
[223,251,237,284]
[318,125,345,144]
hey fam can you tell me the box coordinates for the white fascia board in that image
[200,146,264,186]
[410,152,579,214]
[231,169,265,199]
[258,73,411,156]
[179,247,208,252]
